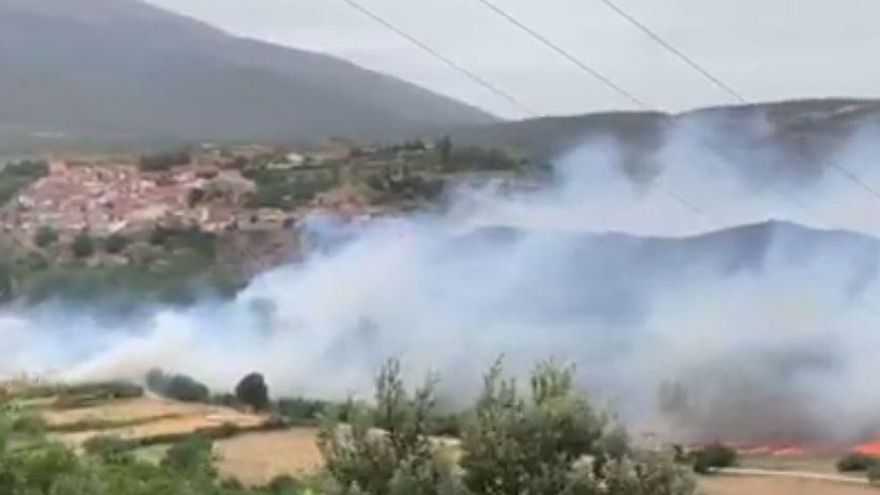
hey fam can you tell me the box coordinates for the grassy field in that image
[11,385,880,492]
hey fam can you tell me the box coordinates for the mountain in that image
[0,0,496,149]
[450,98,880,160]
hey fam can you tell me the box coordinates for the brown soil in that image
[46,397,265,446]
[698,476,877,495]
[216,429,324,486]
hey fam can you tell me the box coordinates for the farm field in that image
[699,475,877,495]
[10,384,880,492]
[215,428,323,486]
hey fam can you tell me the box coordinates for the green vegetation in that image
[34,226,59,248]
[5,225,239,308]
[0,159,49,206]
[138,150,191,172]
[244,167,339,209]
[103,233,130,254]
[837,452,878,472]
[70,231,95,258]
[0,359,695,495]
[318,358,694,495]
[146,369,211,403]
[691,443,737,474]
[235,373,270,411]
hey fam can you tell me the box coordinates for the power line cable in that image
[471,0,722,225]
[472,0,650,110]
[594,0,880,209]
[339,0,535,117]
[595,0,746,104]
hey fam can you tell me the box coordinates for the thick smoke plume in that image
[5,106,880,444]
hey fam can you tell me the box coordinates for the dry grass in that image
[698,476,877,495]
[216,428,323,486]
[44,397,265,446]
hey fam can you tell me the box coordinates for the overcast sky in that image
[145,0,880,119]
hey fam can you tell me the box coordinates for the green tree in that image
[34,226,59,248]
[318,359,459,495]
[71,232,95,258]
[235,373,270,411]
[460,360,694,495]
[437,136,453,164]
[103,233,130,255]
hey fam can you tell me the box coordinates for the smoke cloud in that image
[5,107,880,444]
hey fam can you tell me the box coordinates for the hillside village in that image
[0,139,526,304]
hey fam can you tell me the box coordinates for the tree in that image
[146,369,210,403]
[161,436,217,480]
[34,226,59,248]
[235,373,270,411]
[437,136,452,164]
[103,233,129,255]
[318,358,457,495]
[70,232,95,258]
[460,359,694,495]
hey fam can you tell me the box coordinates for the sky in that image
[144,0,880,120]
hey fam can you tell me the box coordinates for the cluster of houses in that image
[0,157,288,247]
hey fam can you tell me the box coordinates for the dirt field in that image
[698,476,878,495]
[216,429,323,486]
[45,397,266,446]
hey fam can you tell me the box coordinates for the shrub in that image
[318,358,449,495]
[277,398,335,425]
[161,436,216,478]
[692,442,737,474]
[103,234,129,254]
[11,413,46,436]
[868,463,880,485]
[837,452,878,472]
[235,373,269,411]
[82,435,134,465]
[34,226,58,248]
[70,232,95,258]
[138,151,190,172]
[145,369,210,403]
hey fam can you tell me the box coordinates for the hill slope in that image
[0,0,496,148]
[450,98,880,159]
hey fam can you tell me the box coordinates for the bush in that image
[138,151,190,172]
[235,373,269,411]
[161,436,216,478]
[11,413,46,436]
[70,232,95,258]
[318,358,449,495]
[145,369,210,403]
[837,452,878,472]
[34,226,58,248]
[868,463,880,484]
[82,435,134,465]
[692,442,737,474]
[103,233,129,254]
[317,358,694,495]
[277,398,334,425]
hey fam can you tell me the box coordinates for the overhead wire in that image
[472,0,650,110]
[593,0,880,214]
[595,0,746,104]
[338,0,535,117]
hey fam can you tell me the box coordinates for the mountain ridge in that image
[0,0,497,148]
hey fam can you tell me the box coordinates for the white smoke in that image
[4,109,880,443]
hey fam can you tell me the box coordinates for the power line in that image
[593,0,880,209]
[471,0,723,224]
[595,0,746,104]
[338,0,535,117]
[472,0,650,110]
